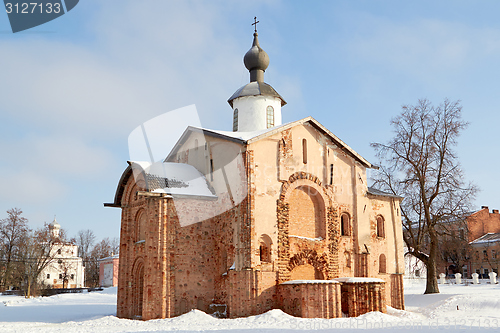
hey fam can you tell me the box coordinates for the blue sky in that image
[1,1,499,240]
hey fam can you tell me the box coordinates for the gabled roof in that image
[166,117,373,168]
[470,233,500,245]
[367,187,403,199]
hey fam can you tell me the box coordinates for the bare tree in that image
[371,99,478,294]
[438,229,472,276]
[57,259,76,289]
[0,208,30,290]
[75,229,96,259]
[17,224,60,297]
[85,237,117,287]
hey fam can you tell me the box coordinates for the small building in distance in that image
[467,206,500,242]
[434,206,500,278]
[40,219,85,289]
[469,233,500,279]
[99,253,120,287]
[404,246,427,279]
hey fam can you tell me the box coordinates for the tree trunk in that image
[26,280,31,298]
[425,231,440,294]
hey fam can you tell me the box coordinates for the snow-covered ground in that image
[1,279,499,332]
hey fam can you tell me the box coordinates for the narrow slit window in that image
[233,108,238,132]
[329,164,333,185]
[210,158,214,181]
[266,105,274,128]
[341,213,350,236]
[302,139,307,164]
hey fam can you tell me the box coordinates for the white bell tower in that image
[228,18,286,132]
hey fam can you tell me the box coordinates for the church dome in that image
[228,81,286,107]
[243,33,269,73]
[227,19,286,132]
[50,218,61,230]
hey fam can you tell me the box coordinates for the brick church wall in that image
[279,281,342,318]
[113,121,405,320]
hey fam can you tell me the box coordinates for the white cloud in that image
[0,169,67,205]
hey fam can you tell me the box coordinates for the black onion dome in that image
[244,33,269,73]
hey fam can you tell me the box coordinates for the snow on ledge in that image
[289,235,323,241]
[333,277,385,283]
[281,280,340,285]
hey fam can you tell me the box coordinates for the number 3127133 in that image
[5,2,61,14]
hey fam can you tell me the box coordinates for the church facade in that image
[106,29,405,320]
[40,219,85,289]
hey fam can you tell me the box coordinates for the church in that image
[40,219,85,289]
[105,25,405,320]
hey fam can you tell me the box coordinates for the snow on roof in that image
[367,187,403,199]
[470,233,500,245]
[168,117,373,168]
[186,122,292,142]
[98,253,119,261]
[333,277,386,283]
[280,280,340,285]
[129,161,216,199]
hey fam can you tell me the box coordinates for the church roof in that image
[106,117,374,208]
[104,161,217,208]
[367,187,403,199]
[131,161,216,197]
[167,117,373,168]
[228,81,286,107]
[470,232,500,245]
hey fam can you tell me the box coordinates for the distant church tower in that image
[49,217,61,238]
[228,18,286,132]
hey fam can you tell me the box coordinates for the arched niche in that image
[131,258,145,318]
[135,210,147,242]
[259,234,272,263]
[288,185,326,239]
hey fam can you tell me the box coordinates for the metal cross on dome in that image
[252,16,259,33]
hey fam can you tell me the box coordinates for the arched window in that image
[377,216,385,238]
[379,254,386,273]
[196,297,206,312]
[259,234,272,263]
[302,139,307,164]
[194,139,199,151]
[341,213,350,236]
[233,108,238,132]
[345,251,351,268]
[136,211,146,242]
[266,105,274,128]
[179,298,189,315]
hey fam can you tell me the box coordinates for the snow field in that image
[1,280,499,332]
